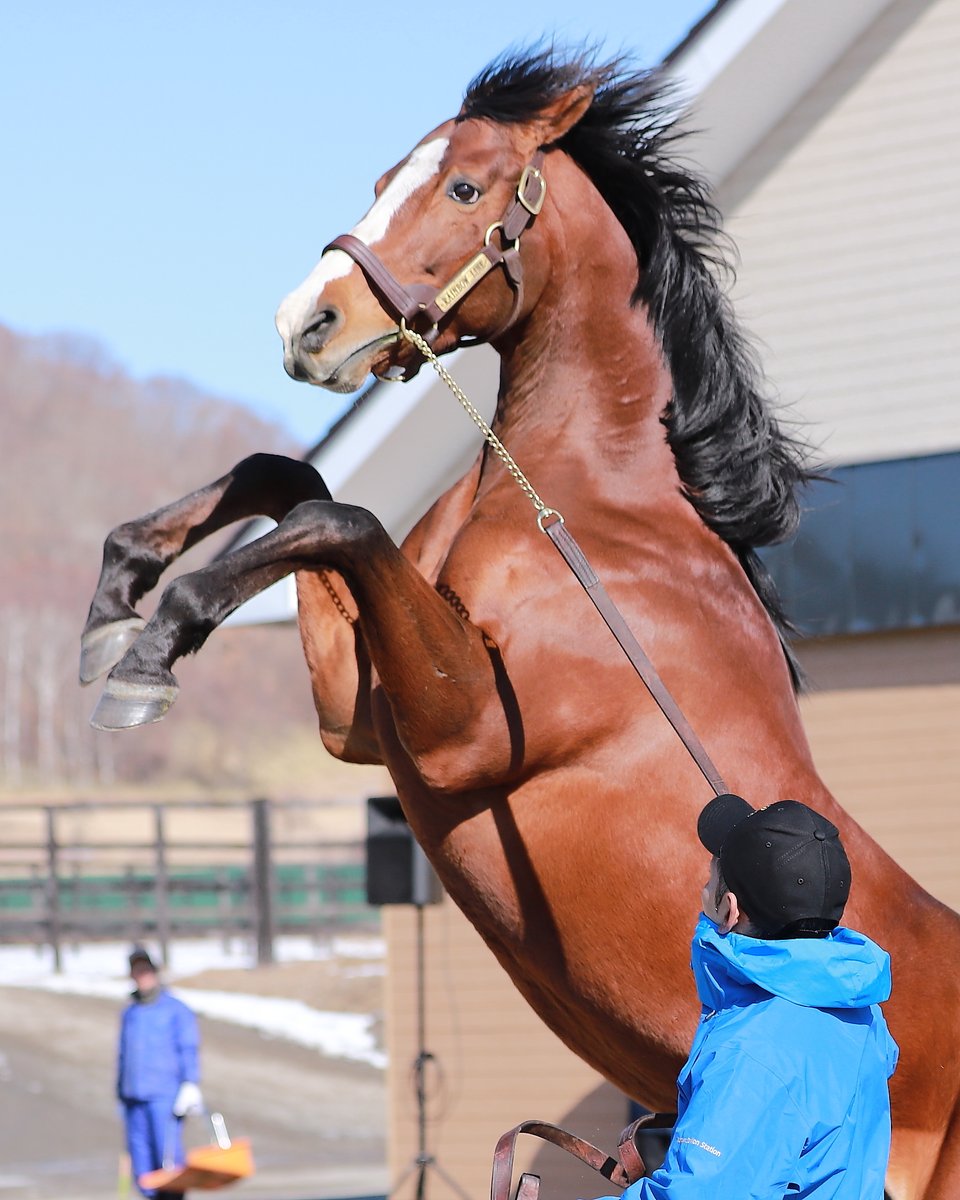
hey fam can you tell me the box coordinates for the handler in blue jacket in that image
[611,795,898,1199]
[117,946,203,1198]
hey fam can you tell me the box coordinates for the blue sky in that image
[1,1,712,448]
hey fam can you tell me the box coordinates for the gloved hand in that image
[172,1081,204,1117]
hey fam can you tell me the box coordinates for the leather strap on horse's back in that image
[542,518,729,798]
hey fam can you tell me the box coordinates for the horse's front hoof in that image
[90,677,179,730]
[79,618,146,685]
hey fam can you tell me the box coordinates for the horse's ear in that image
[535,83,594,144]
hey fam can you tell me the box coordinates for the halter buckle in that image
[517,165,546,216]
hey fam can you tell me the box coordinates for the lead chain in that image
[318,569,355,625]
[399,322,559,525]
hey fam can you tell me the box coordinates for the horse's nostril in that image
[285,357,310,382]
[300,306,342,354]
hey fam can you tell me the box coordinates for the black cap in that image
[128,945,157,971]
[697,793,754,855]
[698,795,851,937]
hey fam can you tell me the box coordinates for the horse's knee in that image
[285,500,385,557]
[102,521,146,567]
[233,452,296,485]
[232,453,331,511]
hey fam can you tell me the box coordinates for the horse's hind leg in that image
[80,454,329,684]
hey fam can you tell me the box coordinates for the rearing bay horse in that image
[80,52,960,1198]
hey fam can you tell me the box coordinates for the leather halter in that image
[324,151,546,349]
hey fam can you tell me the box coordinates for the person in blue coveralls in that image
[117,946,204,1198]
[607,795,899,1199]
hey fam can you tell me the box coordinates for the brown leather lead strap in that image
[617,1114,676,1186]
[490,1121,631,1200]
[616,1123,646,1187]
[513,1172,541,1200]
[543,518,729,797]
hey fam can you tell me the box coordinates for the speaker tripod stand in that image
[390,904,472,1200]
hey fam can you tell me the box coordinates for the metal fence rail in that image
[0,797,378,969]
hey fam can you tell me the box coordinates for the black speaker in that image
[365,796,442,907]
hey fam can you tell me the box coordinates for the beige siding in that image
[383,902,627,1200]
[796,628,960,910]
[716,0,960,466]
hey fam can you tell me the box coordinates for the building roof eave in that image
[667,0,899,184]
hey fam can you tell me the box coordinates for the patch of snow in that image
[171,987,385,1067]
[0,936,386,1068]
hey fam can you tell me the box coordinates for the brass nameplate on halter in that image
[434,252,496,313]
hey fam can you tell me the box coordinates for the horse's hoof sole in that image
[90,678,179,730]
[79,618,146,685]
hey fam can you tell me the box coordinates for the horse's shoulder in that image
[400,450,485,579]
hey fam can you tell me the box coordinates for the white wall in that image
[714,0,960,466]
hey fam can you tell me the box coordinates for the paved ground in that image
[0,983,387,1200]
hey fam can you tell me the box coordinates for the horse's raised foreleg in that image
[90,499,517,792]
[80,454,330,684]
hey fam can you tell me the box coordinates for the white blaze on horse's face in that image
[275,136,450,390]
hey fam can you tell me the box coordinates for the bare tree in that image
[0,322,348,796]
[3,611,24,786]
[36,611,60,782]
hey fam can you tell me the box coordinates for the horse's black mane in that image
[460,47,815,686]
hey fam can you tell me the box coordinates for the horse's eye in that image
[448,179,482,205]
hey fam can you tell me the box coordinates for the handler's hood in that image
[691,913,892,1012]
